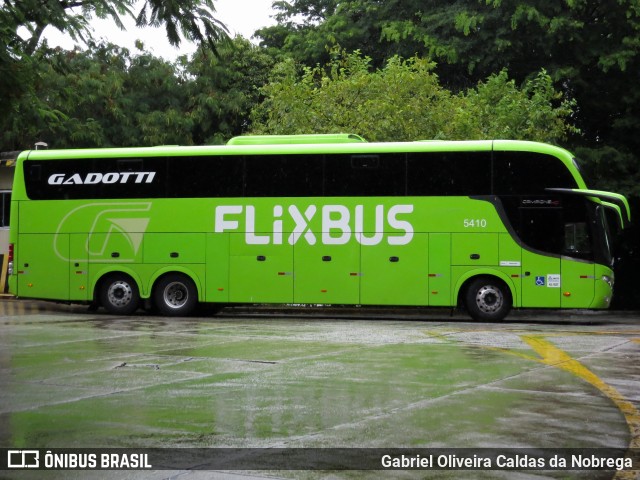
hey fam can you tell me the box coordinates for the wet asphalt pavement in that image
[0,300,638,479]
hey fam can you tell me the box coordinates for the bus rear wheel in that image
[99,273,140,315]
[464,277,512,322]
[153,273,198,317]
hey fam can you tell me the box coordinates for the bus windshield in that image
[596,205,614,266]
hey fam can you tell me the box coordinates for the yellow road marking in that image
[513,336,639,479]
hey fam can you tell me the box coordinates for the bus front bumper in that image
[590,267,614,309]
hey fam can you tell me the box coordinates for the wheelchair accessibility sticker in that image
[535,275,561,288]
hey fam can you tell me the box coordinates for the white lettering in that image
[84,173,102,184]
[273,205,283,245]
[119,172,134,183]
[356,204,384,246]
[48,174,65,185]
[215,206,243,233]
[46,172,157,186]
[387,205,414,245]
[288,205,317,245]
[212,203,416,247]
[245,206,270,244]
[102,172,119,184]
[63,173,83,185]
[381,454,433,468]
[322,205,351,245]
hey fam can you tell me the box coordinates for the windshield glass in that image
[596,205,614,266]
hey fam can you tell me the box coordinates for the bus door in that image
[559,205,595,308]
[521,250,561,307]
[560,257,594,308]
[517,202,561,308]
[16,233,70,300]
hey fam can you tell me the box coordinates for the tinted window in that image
[245,154,323,197]
[518,200,564,254]
[493,151,578,195]
[25,157,165,200]
[0,191,10,227]
[167,156,243,197]
[499,195,595,260]
[324,153,406,196]
[407,152,491,196]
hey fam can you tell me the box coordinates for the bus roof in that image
[20,139,575,159]
[226,134,367,145]
[16,139,581,184]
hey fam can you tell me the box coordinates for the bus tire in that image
[464,276,512,322]
[153,273,198,317]
[99,273,140,315]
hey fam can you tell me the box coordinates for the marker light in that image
[601,275,614,289]
[7,243,13,276]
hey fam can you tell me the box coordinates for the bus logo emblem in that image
[54,202,152,262]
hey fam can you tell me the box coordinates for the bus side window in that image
[351,155,379,169]
[493,152,578,195]
[407,152,491,196]
[560,197,595,260]
[519,206,564,254]
[244,154,323,197]
[167,156,242,198]
[117,159,143,172]
[0,191,10,227]
[564,222,592,256]
[28,164,42,181]
[324,153,405,196]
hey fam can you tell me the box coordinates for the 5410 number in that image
[463,218,487,228]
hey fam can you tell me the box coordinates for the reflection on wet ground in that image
[0,300,638,479]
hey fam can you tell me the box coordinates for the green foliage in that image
[575,146,640,198]
[250,50,577,144]
[185,38,276,144]
[2,0,228,56]
[1,38,275,150]
[460,69,579,142]
[134,0,229,53]
[0,0,231,149]
[256,0,640,196]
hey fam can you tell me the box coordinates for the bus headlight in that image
[7,261,12,276]
[601,275,613,289]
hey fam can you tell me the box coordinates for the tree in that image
[257,0,402,65]
[185,37,276,144]
[250,50,577,144]
[2,43,192,149]
[0,0,230,149]
[257,0,640,196]
[1,37,276,150]
[2,0,228,56]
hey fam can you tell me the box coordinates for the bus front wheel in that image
[464,277,512,322]
[99,273,140,315]
[153,273,198,317]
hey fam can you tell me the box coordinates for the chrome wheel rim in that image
[163,282,188,309]
[475,285,503,313]
[107,281,133,307]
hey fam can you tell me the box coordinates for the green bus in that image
[7,135,630,321]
